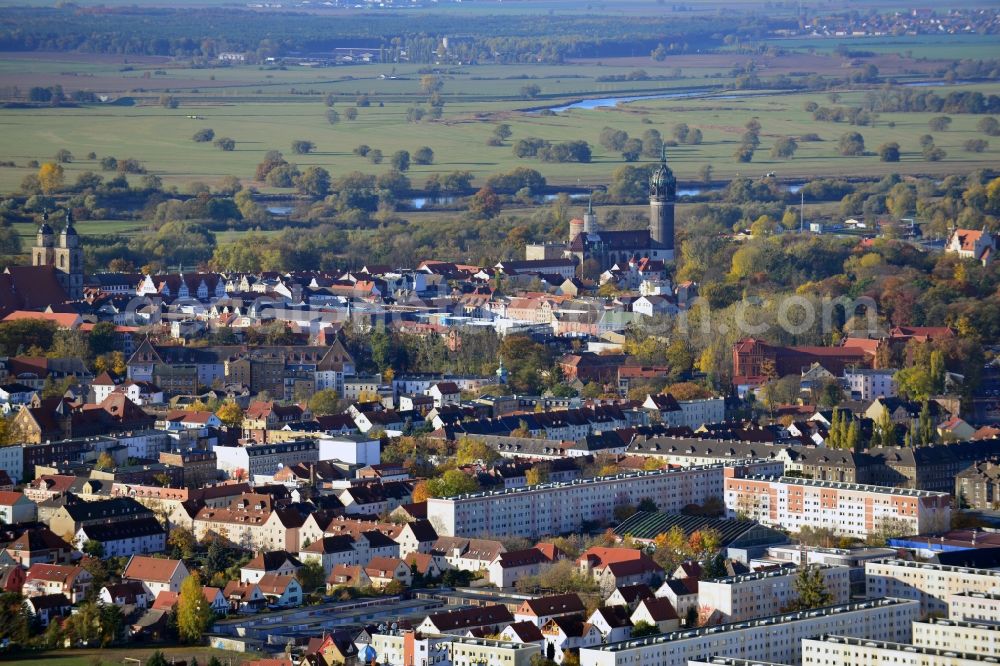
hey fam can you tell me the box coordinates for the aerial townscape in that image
[1,1,1000,666]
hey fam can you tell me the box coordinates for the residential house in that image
[24,592,71,626]
[946,227,995,265]
[75,516,167,558]
[588,606,633,644]
[123,555,189,597]
[417,605,515,635]
[99,580,151,609]
[299,535,360,575]
[0,491,36,524]
[488,547,554,588]
[257,573,303,607]
[363,556,411,589]
[432,537,505,572]
[222,580,266,613]
[327,564,371,590]
[241,550,303,583]
[605,583,655,611]
[540,615,602,664]
[23,563,92,603]
[514,593,586,628]
[577,547,664,591]
[630,597,680,633]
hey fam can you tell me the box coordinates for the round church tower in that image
[649,146,676,261]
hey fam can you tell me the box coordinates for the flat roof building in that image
[578,598,919,666]
[802,635,996,666]
[912,617,1000,657]
[866,560,1000,617]
[725,475,951,539]
[427,465,739,538]
[697,564,851,623]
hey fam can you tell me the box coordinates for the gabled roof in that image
[519,593,584,617]
[124,555,184,584]
[504,620,544,642]
[244,550,302,572]
[634,597,678,622]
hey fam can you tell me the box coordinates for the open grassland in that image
[1,78,998,193]
[0,646,247,666]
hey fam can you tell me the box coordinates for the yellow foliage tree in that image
[216,401,245,429]
[38,162,64,194]
[177,571,213,643]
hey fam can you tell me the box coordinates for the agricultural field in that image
[1,76,997,194]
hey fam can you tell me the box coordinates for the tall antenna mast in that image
[800,189,805,232]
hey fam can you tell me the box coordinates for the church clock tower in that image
[649,146,676,262]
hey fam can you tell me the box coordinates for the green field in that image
[0,646,247,666]
[1,79,997,194]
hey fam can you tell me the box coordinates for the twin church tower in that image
[32,211,84,299]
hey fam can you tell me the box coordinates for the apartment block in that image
[865,560,1000,616]
[427,465,733,538]
[371,630,540,666]
[578,598,920,666]
[801,635,991,666]
[949,592,1000,624]
[725,475,951,539]
[697,564,851,623]
[213,439,318,479]
[912,618,1000,657]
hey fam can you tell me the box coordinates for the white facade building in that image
[427,464,766,538]
[912,618,1000,657]
[844,368,898,401]
[318,434,380,466]
[865,560,1000,617]
[0,445,23,483]
[801,635,991,666]
[697,564,851,623]
[948,591,1000,624]
[578,598,920,666]
[213,439,318,478]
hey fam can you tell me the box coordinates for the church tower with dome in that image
[649,146,676,262]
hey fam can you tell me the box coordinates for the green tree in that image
[147,651,169,666]
[177,572,213,643]
[296,560,325,593]
[413,146,434,165]
[296,166,331,197]
[214,137,236,151]
[631,620,659,637]
[789,565,832,610]
[770,136,798,159]
[308,389,341,416]
[426,469,480,498]
[291,140,315,154]
[838,131,866,156]
[87,321,118,357]
[390,150,410,172]
[192,128,215,143]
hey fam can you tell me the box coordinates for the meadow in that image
[1,79,997,196]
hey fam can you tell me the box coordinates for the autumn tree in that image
[469,185,502,219]
[177,572,214,643]
[455,437,500,466]
[94,451,115,471]
[168,526,197,560]
[215,402,244,430]
[38,162,64,194]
